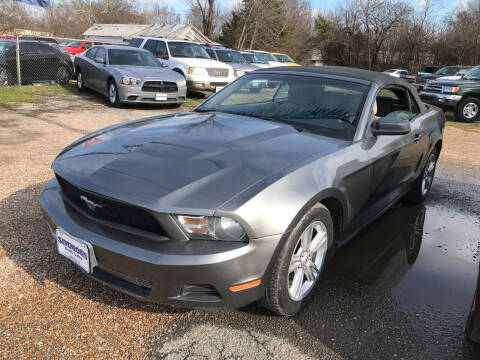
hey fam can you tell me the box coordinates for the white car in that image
[130,37,235,92]
[244,50,283,67]
[383,69,408,78]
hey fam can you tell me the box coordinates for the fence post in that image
[15,33,21,88]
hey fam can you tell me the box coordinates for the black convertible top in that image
[262,65,410,87]
[257,65,427,112]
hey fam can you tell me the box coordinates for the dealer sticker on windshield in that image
[56,228,90,273]
[155,93,168,101]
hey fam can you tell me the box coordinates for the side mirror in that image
[371,116,411,136]
[156,52,169,60]
[94,57,105,64]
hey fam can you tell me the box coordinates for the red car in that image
[63,40,111,55]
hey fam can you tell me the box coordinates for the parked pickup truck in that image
[419,65,480,122]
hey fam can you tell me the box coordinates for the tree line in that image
[1,0,479,70]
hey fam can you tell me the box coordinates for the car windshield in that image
[242,53,268,64]
[66,40,83,48]
[435,67,459,75]
[275,54,294,62]
[258,52,277,62]
[196,73,368,141]
[463,66,480,80]
[216,50,246,63]
[0,40,14,53]
[108,49,159,67]
[167,42,210,59]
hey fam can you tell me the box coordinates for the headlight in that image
[234,70,245,78]
[187,67,207,75]
[119,77,140,86]
[177,79,186,87]
[176,215,247,241]
[443,86,459,93]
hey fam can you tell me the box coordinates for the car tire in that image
[56,66,71,85]
[404,149,438,204]
[76,69,85,91]
[107,80,122,108]
[261,203,334,316]
[0,67,10,86]
[456,97,480,123]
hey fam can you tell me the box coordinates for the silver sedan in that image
[74,45,187,107]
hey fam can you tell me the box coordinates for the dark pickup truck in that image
[419,65,480,122]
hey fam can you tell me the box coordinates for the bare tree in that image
[188,0,216,38]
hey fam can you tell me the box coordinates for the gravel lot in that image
[1,90,479,359]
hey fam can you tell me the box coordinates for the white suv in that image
[130,37,235,92]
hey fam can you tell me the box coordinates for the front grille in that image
[424,85,443,93]
[56,175,167,237]
[141,81,178,93]
[206,68,229,77]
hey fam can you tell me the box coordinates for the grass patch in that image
[185,95,205,109]
[0,83,76,107]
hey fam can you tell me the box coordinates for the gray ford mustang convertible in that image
[40,66,445,315]
[74,45,187,107]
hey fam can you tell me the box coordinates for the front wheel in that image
[76,69,85,91]
[107,80,121,108]
[405,149,437,204]
[261,203,333,316]
[456,97,480,123]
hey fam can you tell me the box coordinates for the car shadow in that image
[2,179,480,359]
[61,80,186,111]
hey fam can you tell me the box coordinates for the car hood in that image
[225,63,258,72]
[427,79,478,87]
[173,57,233,70]
[53,112,345,214]
[108,65,183,81]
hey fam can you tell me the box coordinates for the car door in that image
[89,47,108,93]
[18,42,40,83]
[37,42,58,81]
[80,47,98,88]
[365,86,428,212]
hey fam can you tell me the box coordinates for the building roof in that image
[83,23,217,44]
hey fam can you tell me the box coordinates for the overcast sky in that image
[144,0,470,18]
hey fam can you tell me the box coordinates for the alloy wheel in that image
[0,68,8,86]
[77,72,83,89]
[463,102,478,119]
[421,153,436,196]
[288,221,328,301]
[109,83,116,104]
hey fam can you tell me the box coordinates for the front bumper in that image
[186,74,235,91]
[40,178,281,308]
[419,92,462,109]
[117,84,187,105]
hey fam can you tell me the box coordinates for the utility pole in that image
[15,31,21,88]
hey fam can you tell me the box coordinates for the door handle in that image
[413,133,423,142]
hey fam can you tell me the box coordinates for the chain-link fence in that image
[0,36,73,87]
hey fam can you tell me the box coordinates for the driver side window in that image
[373,87,416,122]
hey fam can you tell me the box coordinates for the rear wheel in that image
[405,149,437,204]
[56,66,70,85]
[0,67,9,86]
[456,97,480,123]
[261,203,333,316]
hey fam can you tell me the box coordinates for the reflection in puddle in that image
[330,203,480,313]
